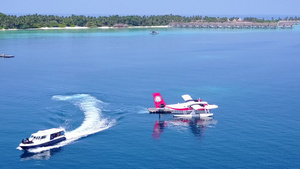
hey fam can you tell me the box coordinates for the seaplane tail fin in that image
[153,93,166,108]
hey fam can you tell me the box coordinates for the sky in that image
[1,0,299,17]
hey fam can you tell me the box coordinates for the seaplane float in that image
[18,128,66,150]
[148,93,218,118]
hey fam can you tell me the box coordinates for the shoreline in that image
[1,23,298,31]
[1,25,169,31]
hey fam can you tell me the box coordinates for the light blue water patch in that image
[0,26,297,40]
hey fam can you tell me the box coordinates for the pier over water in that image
[169,21,297,29]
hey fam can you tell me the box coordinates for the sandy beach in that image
[43,25,169,30]
[1,25,169,31]
[39,26,89,30]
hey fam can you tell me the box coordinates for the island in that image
[0,13,299,30]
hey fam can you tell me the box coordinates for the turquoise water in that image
[0,27,300,168]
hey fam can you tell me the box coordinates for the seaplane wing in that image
[205,104,218,109]
[191,104,202,110]
[182,94,194,102]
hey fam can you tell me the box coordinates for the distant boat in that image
[1,54,14,58]
[150,31,159,35]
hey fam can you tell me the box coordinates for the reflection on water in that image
[20,148,62,161]
[153,116,217,139]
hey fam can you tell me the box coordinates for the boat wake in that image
[22,94,116,154]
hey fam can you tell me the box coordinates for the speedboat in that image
[150,31,159,35]
[19,128,66,150]
[0,54,14,58]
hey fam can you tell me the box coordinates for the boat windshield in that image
[30,135,47,140]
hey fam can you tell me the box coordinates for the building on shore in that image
[113,24,129,28]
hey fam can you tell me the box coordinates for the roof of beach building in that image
[113,24,129,27]
[33,128,65,135]
[278,21,294,26]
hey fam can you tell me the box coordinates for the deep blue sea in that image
[0,27,300,168]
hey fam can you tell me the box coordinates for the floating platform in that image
[148,108,173,114]
[0,55,14,58]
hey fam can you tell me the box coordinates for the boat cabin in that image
[22,128,65,144]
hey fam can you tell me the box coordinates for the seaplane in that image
[148,93,218,118]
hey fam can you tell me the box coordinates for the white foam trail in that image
[26,94,115,153]
[21,150,51,161]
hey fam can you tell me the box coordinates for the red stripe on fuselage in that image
[165,106,191,111]
[165,106,205,111]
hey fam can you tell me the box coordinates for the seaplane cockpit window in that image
[42,136,46,139]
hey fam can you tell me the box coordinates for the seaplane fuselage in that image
[164,102,218,112]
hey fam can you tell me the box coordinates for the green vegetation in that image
[0,12,299,29]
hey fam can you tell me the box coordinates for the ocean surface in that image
[0,27,300,168]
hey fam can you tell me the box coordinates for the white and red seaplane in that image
[148,93,218,117]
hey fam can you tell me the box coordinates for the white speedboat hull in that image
[19,136,66,150]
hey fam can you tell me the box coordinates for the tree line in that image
[0,13,299,29]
